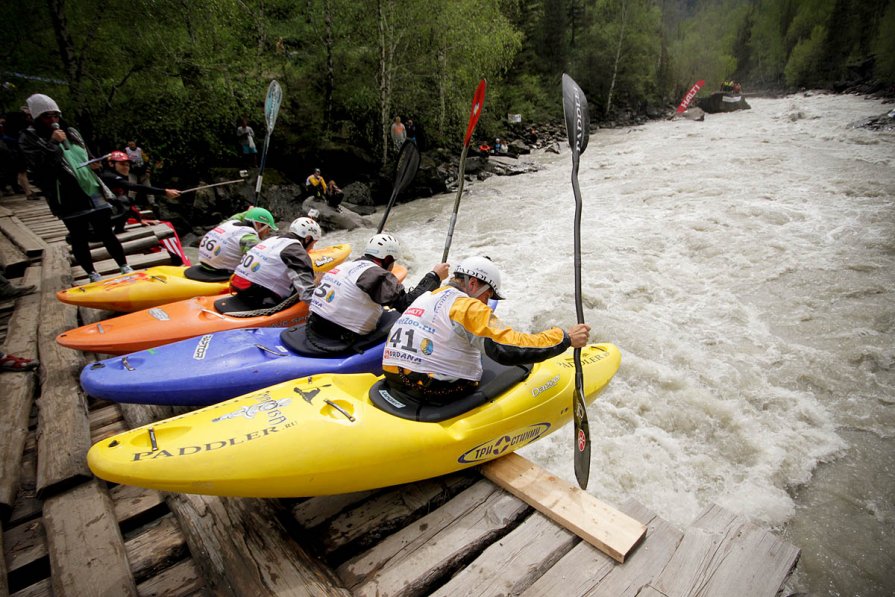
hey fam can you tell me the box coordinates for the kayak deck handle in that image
[324,399,356,422]
[199,308,227,320]
[121,356,135,371]
[150,275,167,284]
[255,343,288,357]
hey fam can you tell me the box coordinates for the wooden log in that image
[291,491,377,529]
[165,493,351,596]
[0,216,49,257]
[521,500,683,596]
[35,244,92,498]
[88,403,122,429]
[110,483,166,524]
[4,517,48,578]
[651,503,800,597]
[124,514,189,584]
[481,452,646,563]
[79,234,162,265]
[0,266,42,518]
[0,527,8,597]
[9,578,52,597]
[338,480,531,595]
[0,231,29,277]
[42,480,138,596]
[8,449,40,527]
[431,511,578,596]
[135,558,205,597]
[117,403,350,596]
[307,473,477,562]
[83,223,174,250]
[71,250,172,280]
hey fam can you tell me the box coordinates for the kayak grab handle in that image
[324,399,355,422]
[199,308,227,320]
[121,356,135,371]
[255,343,288,357]
[149,275,167,284]
[148,427,158,451]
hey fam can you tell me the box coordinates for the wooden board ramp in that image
[482,452,646,563]
[1,195,801,596]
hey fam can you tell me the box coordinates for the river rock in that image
[696,92,751,113]
[301,197,376,232]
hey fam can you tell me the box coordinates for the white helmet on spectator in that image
[365,234,400,261]
[289,217,322,241]
[454,256,504,300]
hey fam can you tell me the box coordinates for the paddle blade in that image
[463,79,487,147]
[676,79,705,113]
[562,74,590,157]
[573,378,591,487]
[377,140,421,233]
[265,80,283,132]
[394,140,421,196]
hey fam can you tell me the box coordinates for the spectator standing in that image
[19,93,133,282]
[390,116,406,150]
[405,118,417,144]
[124,139,153,209]
[236,116,257,167]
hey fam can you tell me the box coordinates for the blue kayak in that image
[80,312,399,406]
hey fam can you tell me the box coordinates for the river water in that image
[332,92,894,596]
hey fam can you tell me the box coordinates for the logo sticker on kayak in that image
[457,423,551,464]
[531,375,560,397]
[193,334,213,360]
[102,272,149,288]
[148,308,170,321]
[212,394,291,426]
[315,256,334,268]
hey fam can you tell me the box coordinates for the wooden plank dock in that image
[0,192,800,596]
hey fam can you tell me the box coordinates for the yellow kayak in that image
[56,244,353,312]
[87,343,620,497]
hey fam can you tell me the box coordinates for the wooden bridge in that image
[0,193,800,596]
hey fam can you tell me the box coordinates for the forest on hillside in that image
[2,0,892,186]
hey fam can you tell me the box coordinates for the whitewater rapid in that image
[333,92,894,596]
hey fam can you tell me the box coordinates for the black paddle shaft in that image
[562,73,591,490]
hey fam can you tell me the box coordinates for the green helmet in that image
[243,207,278,230]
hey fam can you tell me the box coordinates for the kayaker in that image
[19,93,134,282]
[382,256,591,401]
[186,207,278,281]
[100,150,181,231]
[225,216,321,310]
[306,233,449,347]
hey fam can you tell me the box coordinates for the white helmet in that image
[365,234,400,260]
[454,256,504,300]
[289,217,322,241]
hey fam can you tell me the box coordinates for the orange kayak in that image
[56,244,352,312]
[57,264,408,355]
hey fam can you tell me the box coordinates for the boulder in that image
[301,197,375,233]
[681,107,706,121]
[696,92,751,114]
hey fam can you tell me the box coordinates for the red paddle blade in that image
[463,79,487,147]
